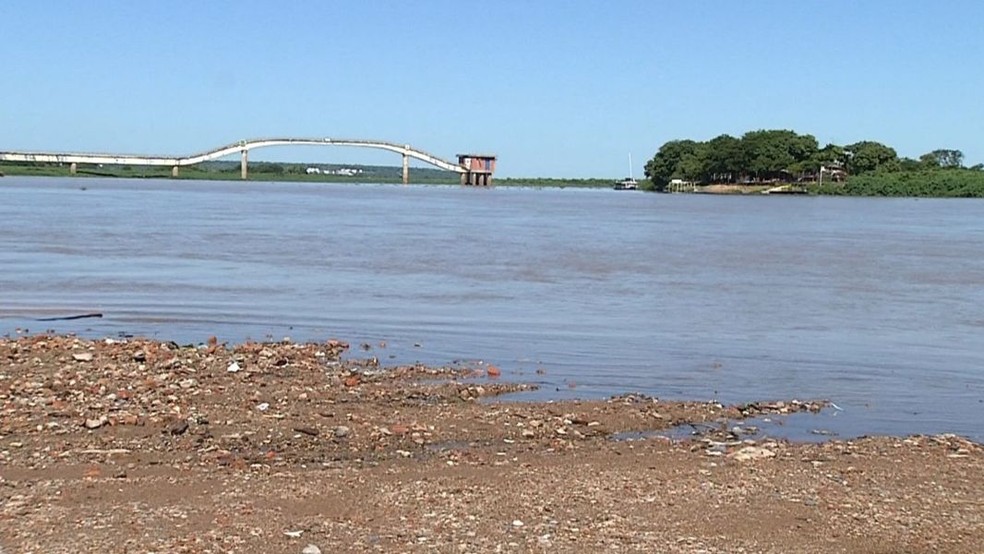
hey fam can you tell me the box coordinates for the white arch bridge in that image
[0,138,497,185]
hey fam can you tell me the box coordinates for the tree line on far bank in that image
[644,129,984,197]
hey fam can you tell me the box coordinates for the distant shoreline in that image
[4,163,984,197]
[0,163,615,189]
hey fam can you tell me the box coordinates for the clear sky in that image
[3,1,983,178]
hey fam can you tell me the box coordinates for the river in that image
[2,177,982,440]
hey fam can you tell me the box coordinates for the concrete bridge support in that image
[171,166,179,178]
[402,148,410,185]
[69,162,77,175]
[460,172,492,186]
[240,149,248,180]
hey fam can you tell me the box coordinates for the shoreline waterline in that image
[2,331,977,446]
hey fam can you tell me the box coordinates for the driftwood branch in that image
[36,313,103,322]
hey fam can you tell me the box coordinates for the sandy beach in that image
[1,335,981,553]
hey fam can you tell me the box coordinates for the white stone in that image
[731,446,776,461]
[84,416,108,429]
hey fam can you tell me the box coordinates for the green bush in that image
[815,169,984,197]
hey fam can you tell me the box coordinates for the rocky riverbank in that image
[1,335,981,553]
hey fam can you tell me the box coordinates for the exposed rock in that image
[731,446,776,461]
[167,420,189,436]
[84,416,108,429]
[293,426,319,437]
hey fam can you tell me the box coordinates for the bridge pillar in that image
[240,149,248,180]
[402,148,410,185]
[171,166,179,178]
[465,172,492,186]
[69,162,77,175]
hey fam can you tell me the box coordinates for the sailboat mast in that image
[628,153,633,180]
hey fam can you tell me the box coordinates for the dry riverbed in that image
[1,335,981,553]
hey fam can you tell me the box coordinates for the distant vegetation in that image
[644,129,984,197]
[814,168,984,198]
[0,160,616,188]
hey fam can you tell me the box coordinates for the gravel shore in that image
[1,335,981,553]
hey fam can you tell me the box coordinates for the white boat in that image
[613,177,638,190]
[613,153,638,190]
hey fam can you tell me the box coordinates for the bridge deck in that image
[0,138,469,174]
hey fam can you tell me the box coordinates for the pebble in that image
[72,352,94,362]
[84,416,108,429]
[731,446,776,461]
[167,420,189,436]
[301,545,322,554]
[333,426,350,439]
[293,426,319,437]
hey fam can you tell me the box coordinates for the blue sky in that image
[3,1,983,178]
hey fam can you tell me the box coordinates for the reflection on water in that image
[2,177,983,440]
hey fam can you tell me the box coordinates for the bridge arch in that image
[184,138,466,174]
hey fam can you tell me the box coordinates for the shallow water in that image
[2,177,982,440]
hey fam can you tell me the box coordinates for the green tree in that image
[900,157,924,171]
[920,149,964,168]
[815,143,847,169]
[644,139,700,190]
[642,130,979,193]
[251,162,285,175]
[704,134,742,182]
[741,130,790,178]
[677,146,709,182]
[740,130,818,180]
[845,141,898,174]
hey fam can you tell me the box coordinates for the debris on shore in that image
[1,335,981,553]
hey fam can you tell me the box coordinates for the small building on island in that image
[457,154,497,186]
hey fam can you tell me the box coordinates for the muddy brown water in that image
[2,177,983,440]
